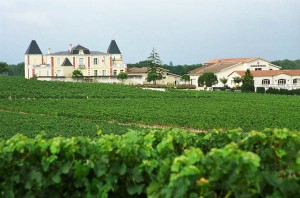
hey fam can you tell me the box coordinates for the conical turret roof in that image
[25,40,43,54]
[107,40,121,54]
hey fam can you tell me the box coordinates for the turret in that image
[24,40,44,79]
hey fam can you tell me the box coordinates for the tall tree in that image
[241,69,254,92]
[198,72,218,87]
[0,62,9,74]
[146,48,163,84]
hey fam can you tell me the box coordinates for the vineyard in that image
[1,129,300,197]
[1,77,300,197]
[1,77,300,138]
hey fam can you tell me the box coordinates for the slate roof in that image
[231,70,300,77]
[49,51,108,55]
[61,58,73,66]
[25,40,43,54]
[71,45,90,54]
[107,40,121,54]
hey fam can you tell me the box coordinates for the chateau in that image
[24,40,126,79]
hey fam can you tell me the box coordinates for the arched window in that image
[278,79,286,85]
[262,79,270,85]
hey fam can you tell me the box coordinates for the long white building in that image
[189,58,281,88]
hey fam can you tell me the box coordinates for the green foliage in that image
[72,69,83,78]
[146,72,163,84]
[0,61,9,74]
[219,77,228,86]
[266,87,300,95]
[198,72,218,87]
[147,48,162,65]
[8,62,25,76]
[233,76,242,85]
[117,72,128,82]
[256,87,265,94]
[1,129,300,197]
[271,59,300,70]
[181,74,190,84]
[241,69,255,92]
[2,77,300,132]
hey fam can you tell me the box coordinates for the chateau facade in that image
[24,40,126,79]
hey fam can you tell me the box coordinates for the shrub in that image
[256,87,265,94]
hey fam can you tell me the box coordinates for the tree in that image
[241,69,254,92]
[8,62,25,76]
[147,48,162,66]
[117,72,128,82]
[233,76,242,87]
[181,74,190,84]
[146,72,163,85]
[219,77,228,87]
[72,69,83,78]
[0,62,9,74]
[198,72,218,87]
[146,48,164,84]
[169,61,173,66]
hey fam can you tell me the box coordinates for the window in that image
[262,79,270,85]
[46,70,49,76]
[120,70,124,73]
[278,79,286,85]
[102,70,106,76]
[57,58,60,66]
[94,58,98,65]
[38,71,42,76]
[113,70,117,76]
[79,58,84,68]
[293,79,300,85]
[94,70,98,76]
[255,68,262,71]
[57,70,61,76]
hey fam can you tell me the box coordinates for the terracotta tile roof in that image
[127,67,169,74]
[205,58,257,64]
[189,62,238,75]
[127,67,148,73]
[232,70,300,77]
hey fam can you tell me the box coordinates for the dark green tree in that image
[146,72,163,85]
[198,72,218,87]
[146,48,164,84]
[72,69,83,78]
[8,62,25,76]
[117,72,128,82]
[0,62,9,74]
[241,69,254,92]
[181,74,190,84]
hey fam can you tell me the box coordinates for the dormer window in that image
[79,50,84,54]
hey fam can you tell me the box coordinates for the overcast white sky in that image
[0,0,299,65]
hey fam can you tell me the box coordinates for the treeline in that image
[271,59,300,70]
[8,62,25,76]
[127,60,202,75]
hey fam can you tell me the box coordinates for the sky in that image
[0,0,299,65]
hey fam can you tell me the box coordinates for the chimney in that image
[69,44,72,52]
[48,48,51,54]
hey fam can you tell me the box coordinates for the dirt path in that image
[0,109,207,133]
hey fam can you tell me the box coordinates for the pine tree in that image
[241,69,255,92]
